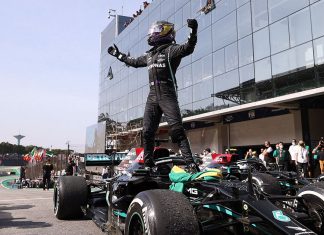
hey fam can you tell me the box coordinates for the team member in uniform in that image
[108,19,198,168]
[42,158,53,190]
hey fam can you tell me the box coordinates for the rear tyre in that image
[53,176,88,220]
[125,189,200,235]
[298,182,324,234]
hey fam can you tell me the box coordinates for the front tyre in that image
[298,182,324,234]
[125,189,200,235]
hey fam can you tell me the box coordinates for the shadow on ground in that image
[0,203,52,229]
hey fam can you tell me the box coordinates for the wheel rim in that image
[129,214,145,235]
[53,185,60,215]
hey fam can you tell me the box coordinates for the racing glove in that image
[185,162,200,174]
[107,44,126,62]
[187,19,198,36]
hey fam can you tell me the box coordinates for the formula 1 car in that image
[53,148,321,234]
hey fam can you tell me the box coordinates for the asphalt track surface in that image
[0,188,103,235]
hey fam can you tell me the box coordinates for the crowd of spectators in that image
[199,137,324,178]
[123,1,151,28]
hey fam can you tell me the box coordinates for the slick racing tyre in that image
[125,189,200,235]
[251,173,282,198]
[54,176,88,220]
[298,181,324,234]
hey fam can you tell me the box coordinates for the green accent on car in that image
[203,204,237,218]
[113,210,127,218]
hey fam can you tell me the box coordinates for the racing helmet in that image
[147,21,175,46]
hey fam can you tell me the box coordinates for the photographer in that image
[312,137,324,175]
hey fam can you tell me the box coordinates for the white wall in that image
[229,112,302,146]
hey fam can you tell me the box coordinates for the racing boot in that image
[144,156,155,168]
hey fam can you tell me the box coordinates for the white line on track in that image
[0,197,52,202]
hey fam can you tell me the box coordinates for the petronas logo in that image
[107,66,113,80]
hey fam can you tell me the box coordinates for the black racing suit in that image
[119,34,197,165]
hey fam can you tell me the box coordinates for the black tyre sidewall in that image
[298,182,324,234]
[125,189,200,235]
[54,176,87,220]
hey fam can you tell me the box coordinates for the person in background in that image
[296,140,309,177]
[245,149,253,160]
[263,141,273,166]
[251,151,258,159]
[102,166,109,179]
[289,139,298,172]
[313,140,324,175]
[273,142,289,171]
[42,158,53,191]
[259,148,265,165]
[65,157,76,176]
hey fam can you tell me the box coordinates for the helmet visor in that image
[148,22,174,36]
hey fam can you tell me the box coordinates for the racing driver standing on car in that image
[108,19,198,169]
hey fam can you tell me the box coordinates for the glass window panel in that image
[192,98,214,113]
[197,9,212,31]
[251,0,268,32]
[212,0,236,23]
[311,0,324,39]
[237,2,252,39]
[193,78,213,102]
[178,86,193,105]
[237,0,249,7]
[272,42,314,76]
[214,69,240,93]
[289,7,312,47]
[239,63,255,83]
[161,0,175,20]
[310,0,320,4]
[149,6,161,27]
[212,12,237,51]
[202,53,213,80]
[238,35,253,66]
[192,54,213,84]
[182,64,192,87]
[192,59,202,84]
[225,42,238,72]
[270,18,289,54]
[175,0,190,11]
[314,36,324,65]
[213,48,225,76]
[192,26,212,61]
[268,0,308,23]
[176,26,188,44]
[183,2,191,26]
[255,57,272,82]
[191,0,201,19]
[175,9,183,30]
[253,26,270,61]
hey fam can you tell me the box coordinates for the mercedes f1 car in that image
[53,148,323,234]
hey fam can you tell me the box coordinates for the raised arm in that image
[108,44,147,68]
[169,19,198,58]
